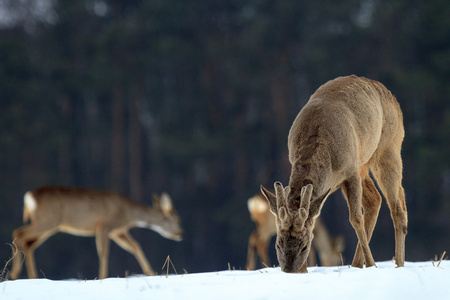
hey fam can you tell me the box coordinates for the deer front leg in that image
[343,175,376,268]
[111,231,156,276]
[95,227,111,279]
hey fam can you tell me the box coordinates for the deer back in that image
[26,186,130,234]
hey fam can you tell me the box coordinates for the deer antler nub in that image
[274,182,292,229]
[300,184,312,219]
[293,184,313,230]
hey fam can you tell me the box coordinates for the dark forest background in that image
[0,0,449,279]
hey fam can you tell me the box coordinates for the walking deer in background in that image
[246,193,344,270]
[261,75,407,273]
[10,186,183,279]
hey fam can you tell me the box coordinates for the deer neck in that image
[287,154,333,219]
[289,154,331,193]
[126,202,164,228]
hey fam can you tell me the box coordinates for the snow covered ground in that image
[1,260,449,300]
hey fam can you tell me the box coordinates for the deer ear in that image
[260,185,277,215]
[159,193,173,216]
[152,194,161,210]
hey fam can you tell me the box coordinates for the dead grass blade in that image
[1,241,19,280]
[162,255,177,278]
[431,251,447,268]
[437,251,446,268]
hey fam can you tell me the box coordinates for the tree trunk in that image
[111,85,126,193]
[129,96,143,201]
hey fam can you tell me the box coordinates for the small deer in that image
[10,186,183,279]
[261,75,407,273]
[245,193,344,270]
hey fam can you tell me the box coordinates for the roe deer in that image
[10,186,183,279]
[245,193,344,270]
[261,75,407,273]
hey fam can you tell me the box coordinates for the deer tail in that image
[247,195,269,219]
[23,191,37,223]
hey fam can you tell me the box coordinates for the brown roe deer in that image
[10,186,183,279]
[261,75,407,273]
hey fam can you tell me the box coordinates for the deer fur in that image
[246,192,344,270]
[261,75,407,273]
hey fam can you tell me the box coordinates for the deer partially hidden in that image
[10,186,183,279]
[261,75,407,273]
[246,193,344,270]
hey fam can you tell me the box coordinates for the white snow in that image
[1,261,449,300]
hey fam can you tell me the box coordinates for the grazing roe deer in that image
[261,75,407,273]
[246,193,344,270]
[10,186,183,279]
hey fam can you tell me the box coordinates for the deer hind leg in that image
[246,230,270,270]
[342,174,376,268]
[372,150,408,267]
[351,176,382,267]
[308,243,317,267]
[246,231,257,270]
[256,237,271,268]
[11,225,56,279]
[10,227,26,279]
[110,231,156,276]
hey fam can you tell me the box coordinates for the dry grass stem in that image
[437,251,446,268]
[431,251,447,267]
[1,242,19,280]
[162,255,177,278]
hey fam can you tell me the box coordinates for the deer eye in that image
[300,245,308,253]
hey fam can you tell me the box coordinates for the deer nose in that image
[280,262,297,273]
[281,267,297,273]
[173,230,183,241]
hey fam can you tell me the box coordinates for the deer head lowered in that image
[246,190,344,270]
[261,75,408,273]
[261,182,315,273]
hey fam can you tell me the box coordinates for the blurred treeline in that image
[0,0,448,279]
